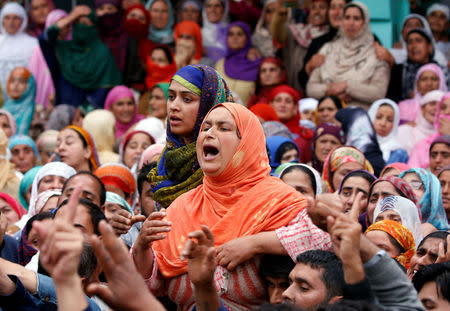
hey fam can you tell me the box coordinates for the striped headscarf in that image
[370,175,418,205]
[366,219,415,269]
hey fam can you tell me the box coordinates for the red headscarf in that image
[123,4,154,64]
[249,103,279,122]
[94,164,136,204]
[153,103,307,278]
[0,192,24,219]
[145,45,177,91]
[174,20,203,61]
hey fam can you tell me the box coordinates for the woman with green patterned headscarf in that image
[147,64,233,208]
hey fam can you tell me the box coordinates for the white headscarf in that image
[373,196,423,245]
[0,3,38,99]
[134,117,166,144]
[368,99,400,162]
[279,163,322,196]
[201,0,229,51]
[33,189,62,217]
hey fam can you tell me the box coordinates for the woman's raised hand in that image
[135,208,171,250]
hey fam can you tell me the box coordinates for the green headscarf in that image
[50,10,122,90]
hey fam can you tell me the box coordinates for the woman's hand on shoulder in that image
[305,54,326,75]
[373,42,394,67]
[216,235,259,271]
[247,48,262,62]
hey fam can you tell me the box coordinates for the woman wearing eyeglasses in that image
[399,168,449,231]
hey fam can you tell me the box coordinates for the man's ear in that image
[328,295,343,305]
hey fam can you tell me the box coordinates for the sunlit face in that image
[367,181,400,223]
[417,71,440,96]
[365,230,401,257]
[30,0,51,25]
[270,93,297,122]
[149,87,167,120]
[126,8,147,24]
[265,276,290,304]
[123,133,152,169]
[38,175,67,193]
[57,129,91,172]
[408,237,444,279]
[328,0,346,28]
[197,107,241,177]
[402,17,423,40]
[308,1,328,27]
[167,80,201,142]
[227,25,247,51]
[342,7,365,39]
[0,198,19,228]
[375,209,402,223]
[418,281,450,311]
[59,174,101,207]
[339,176,370,213]
[151,48,169,66]
[259,62,282,87]
[205,0,224,23]
[111,97,135,124]
[332,161,364,192]
[8,74,28,100]
[180,4,200,23]
[430,143,450,176]
[10,144,37,174]
[427,10,448,34]
[422,100,438,124]
[2,14,22,35]
[373,105,395,137]
[0,115,12,137]
[281,169,316,202]
[314,134,341,162]
[439,170,450,220]
[317,98,338,124]
[407,33,433,64]
[149,0,169,29]
[282,264,329,309]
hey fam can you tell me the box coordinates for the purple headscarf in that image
[224,21,262,81]
[312,122,346,173]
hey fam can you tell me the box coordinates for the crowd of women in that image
[0,0,449,310]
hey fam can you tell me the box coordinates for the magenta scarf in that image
[224,21,262,81]
[104,85,144,138]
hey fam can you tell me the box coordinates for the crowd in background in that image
[0,0,449,310]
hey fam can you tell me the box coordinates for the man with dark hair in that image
[260,255,296,304]
[59,171,106,207]
[283,250,345,310]
[413,262,450,310]
[55,198,106,236]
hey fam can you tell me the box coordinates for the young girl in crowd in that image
[119,130,154,170]
[3,67,36,135]
[368,99,408,164]
[266,136,299,173]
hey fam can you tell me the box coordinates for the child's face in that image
[8,75,27,99]
[301,109,314,122]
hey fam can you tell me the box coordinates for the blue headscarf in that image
[266,136,299,172]
[3,73,36,135]
[18,166,41,210]
[146,0,174,44]
[399,168,449,230]
[8,135,41,164]
[105,191,134,215]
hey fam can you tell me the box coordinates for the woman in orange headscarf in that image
[365,219,415,269]
[174,20,202,68]
[132,103,307,310]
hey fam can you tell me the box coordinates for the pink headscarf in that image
[29,9,69,108]
[408,92,450,168]
[0,192,25,219]
[138,143,165,169]
[398,64,448,123]
[0,109,17,136]
[104,86,144,138]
